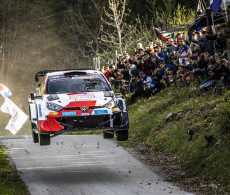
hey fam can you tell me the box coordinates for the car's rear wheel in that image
[116,130,128,141]
[39,133,50,146]
[103,131,114,139]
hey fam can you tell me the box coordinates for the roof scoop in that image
[64,72,86,77]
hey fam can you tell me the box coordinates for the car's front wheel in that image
[32,130,39,143]
[116,130,128,141]
[39,133,50,146]
[31,123,39,143]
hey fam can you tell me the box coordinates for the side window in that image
[40,77,46,95]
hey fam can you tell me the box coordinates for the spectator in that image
[137,43,143,51]
[177,66,190,84]
[129,64,137,78]
[166,38,177,53]
[139,71,152,86]
[200,30,212,53]
[177,38,190,65]
[100,23,229,102]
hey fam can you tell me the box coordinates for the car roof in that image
[46,70,102,77]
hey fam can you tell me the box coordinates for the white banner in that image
[0,83,12,98]
[1,98,28,134]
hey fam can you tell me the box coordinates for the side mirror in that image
[30,92,35,100]
[28,97,32,103]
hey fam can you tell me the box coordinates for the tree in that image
[153,2,195,27]
[145,0,196,27]
[55,0,107,64]
[100,0,129,54]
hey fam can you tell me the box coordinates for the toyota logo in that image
[81,107,88,112]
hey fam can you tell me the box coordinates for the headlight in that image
[47,102,64,111]
[103,98,118,109]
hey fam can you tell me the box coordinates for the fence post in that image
[98,56,100,70]
[93,57,95,70]
[95,57,98,70]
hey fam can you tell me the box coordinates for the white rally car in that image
[29,70,129,146]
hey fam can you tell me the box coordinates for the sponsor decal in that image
[69,93,96,100]
[94,110,108,115]
[62,111,76,116]
[80,113,90,116]
[38,104,42,117]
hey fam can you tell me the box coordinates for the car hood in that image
[43,91,115,107]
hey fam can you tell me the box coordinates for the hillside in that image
[126,83,230,193]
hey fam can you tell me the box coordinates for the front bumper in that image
[60,112,123,130]
[38,111,128,133]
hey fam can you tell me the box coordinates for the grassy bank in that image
[126,83,230,193]
[0,146,29,194]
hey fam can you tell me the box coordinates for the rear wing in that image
[35,69,93,82]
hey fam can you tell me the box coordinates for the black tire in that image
[31,123,39,143]
[32,130,39,143]
[39,133,50,146]
[116,130,129,141]
[103,131,114,139]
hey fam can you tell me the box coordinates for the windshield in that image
[46,73,111,94]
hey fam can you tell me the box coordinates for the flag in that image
[210,0,223,12]
[0,83,12,98]
[0,98,28,134]
[154,28,173,40]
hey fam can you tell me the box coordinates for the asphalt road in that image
[0,135,193,195]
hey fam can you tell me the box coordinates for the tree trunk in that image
[118,31,122,54]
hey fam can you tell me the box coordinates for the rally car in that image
[29,69,129,146]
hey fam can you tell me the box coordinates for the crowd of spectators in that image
[101,24,230,104]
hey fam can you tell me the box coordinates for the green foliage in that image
[128,84,230,191]
[71,131,102,135]
[0,147,29,194]
[100,2,155,57]
[156,3,195,26]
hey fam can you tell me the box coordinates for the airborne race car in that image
[29,70,129,146]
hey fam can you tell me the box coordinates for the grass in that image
[71,130,102,135]
[0,146,29,195]
[126,82,230,192]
